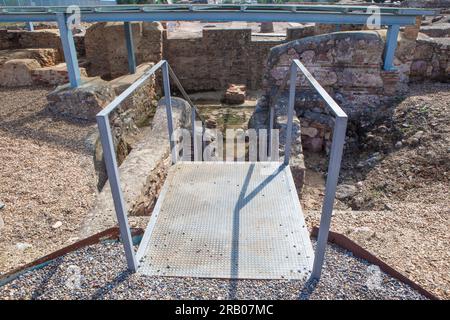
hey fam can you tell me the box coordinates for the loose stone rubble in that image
[222,84,246,104]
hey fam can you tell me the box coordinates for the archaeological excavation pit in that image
[0,2,449,302]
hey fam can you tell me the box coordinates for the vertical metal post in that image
[268,104,275,160]
[191,108,197,161]
[383,24,400,71]
[162,61,177,164]
[25,22,34,31]
[311,116,348,279]
[56,13,81,88]
[284,63,297,165]
[124,22,137,74]
[96,115,138,272]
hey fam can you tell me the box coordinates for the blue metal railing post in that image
[124,22,137,74]
[25,21,34,31]
[96,114,138,272]
[383,24,400,71]
[56,12,81,88]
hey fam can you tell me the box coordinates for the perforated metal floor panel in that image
[137,162,314,280]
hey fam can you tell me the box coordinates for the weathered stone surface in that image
[301,126,318,138]
[0,48,59,68]
[80,97,192,237]
[286,24,316,41]
[47,77,116,121]
[420,24,450,38]
[402,17,422,41]
[0,29,62,52]
[335,184,357,200]
[85,22,163,79]
[260,22,274,33]
[110,63,157,126]
[31,63,88,85]
[264,31,392,121]
[0,58,40,87]
[222,84,246,104]
[401,0,450,8]
[410,34,450,82]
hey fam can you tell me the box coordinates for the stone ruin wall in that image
[409,34,450,82]
[252,27,449,154]
[83,23,281,90]
[0,28,85,57]
[164,28,282,91]
[84,22,163,80]
[0,29,86,86]
[253,31,402,156]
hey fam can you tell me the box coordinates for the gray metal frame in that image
[99,58,347,277]
[0,4,437,88]
[96,60,204,271]
[280,59,348,279]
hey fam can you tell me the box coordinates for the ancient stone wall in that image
[165,28,281,91]
[0,29,61,51]
[265,31,402,118]
[252,31,404,154]
[83,23,281,90]
[287,24,365,42]
[0,29,84,58]
[409,35,450,82]
[402,0,450,8]
[84,22,163,79]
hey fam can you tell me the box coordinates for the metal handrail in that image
[96,60,203,271]
[273,59,348,279]
[98,58,347,277]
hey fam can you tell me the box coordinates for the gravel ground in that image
[0,240,426,300]
[0,86,98,275]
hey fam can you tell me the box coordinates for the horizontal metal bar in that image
[0,14,56,22]
[76,11,417,26]
[97,60,165,117]
[292,59,347,119]
[0,4,438,16]
[0,4,436,25]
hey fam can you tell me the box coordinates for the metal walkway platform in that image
[96,59,348,280]
[137,162,313,280]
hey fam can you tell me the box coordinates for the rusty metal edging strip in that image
[311,226,439,300]
[0,227,144,288]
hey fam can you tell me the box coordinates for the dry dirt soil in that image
[0,86,98,275]
[301,83,450,299]
[0,83,448,300]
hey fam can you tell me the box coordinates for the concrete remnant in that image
[0,58,41,86]
[85,22,163,78]
[80,97,193,237]
[222,84,246,104]
[0,48,60,68]
[46,77,116,121]
[32,63,88,86]
[335,184,358,200]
